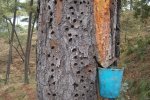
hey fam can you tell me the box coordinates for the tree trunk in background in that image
[130,0,133,11]
[37,0,120,100]
[31,14,37,37]
[24,0,34,84]
[29,14,37,74]
[5,0,17,84]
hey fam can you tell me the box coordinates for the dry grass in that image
[0,34,37,100]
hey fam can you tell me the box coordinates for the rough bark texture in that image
[37,0,120,100]
[112,0,121,62]
[37,0,97,100]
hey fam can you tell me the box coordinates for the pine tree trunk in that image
[24,0,34,84]
[37,0,120,100]
[5,0,17,84]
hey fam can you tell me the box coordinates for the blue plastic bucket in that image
[98,67,124,98]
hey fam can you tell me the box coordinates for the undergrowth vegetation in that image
[119,11,150,100]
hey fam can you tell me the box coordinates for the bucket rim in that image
[98,67,124,71]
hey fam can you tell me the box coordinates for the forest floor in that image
[0,34,37,100]
[0,14,150,100]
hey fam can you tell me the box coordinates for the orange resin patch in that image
[94,0,116,67]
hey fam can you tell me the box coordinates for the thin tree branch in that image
[12,45,24,62]
[3,15,25,57]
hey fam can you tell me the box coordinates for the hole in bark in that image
[50,12,53,16]
[71,12,74,15]
[117,42,120,45]
[80,20,82,23]
[74,56,77,59]
[72,48,77,52]
[54,0,57,4]
[51,63,54,66]
[83,1,86,3]
[47,93,51,95]
[68,33,72,37]
[81,12,84,14]
[56,58,58,60]
[47,54,50,57]
[81,62,84,64]
[50,18,53,23]
[66,17,70,19]
[48,5,51,9]
[51,31,55,34]
[76,71,80,74]
[52,82,55,85]
[74,93,79,97]
[71,25,74,28]
[88,70,92,72]
[74,63,78,66]
[93,56,96,59]
[75,35,78,37]
[73,83,78,88]
[41,30,43,33]
[91,82,94,84]
[81,76,84,78]
[73,19,77,23]
[80,2,82,4]
[74,1,77,4]
[51,69,54,72]
[69,38,72,42]
[82,94,85,96]
[69,6,74,9]
[80,79,84,82]
[51,75,54,79]
[51,46,55,49]
[83,86,86,88]
[65,27,69,31]
[53,93,56,96]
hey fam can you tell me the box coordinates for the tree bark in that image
[37,0,120,100]
[37,0,97,99]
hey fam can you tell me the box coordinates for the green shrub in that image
[133,80,150,100]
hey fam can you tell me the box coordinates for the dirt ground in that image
[0,35,37,100]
